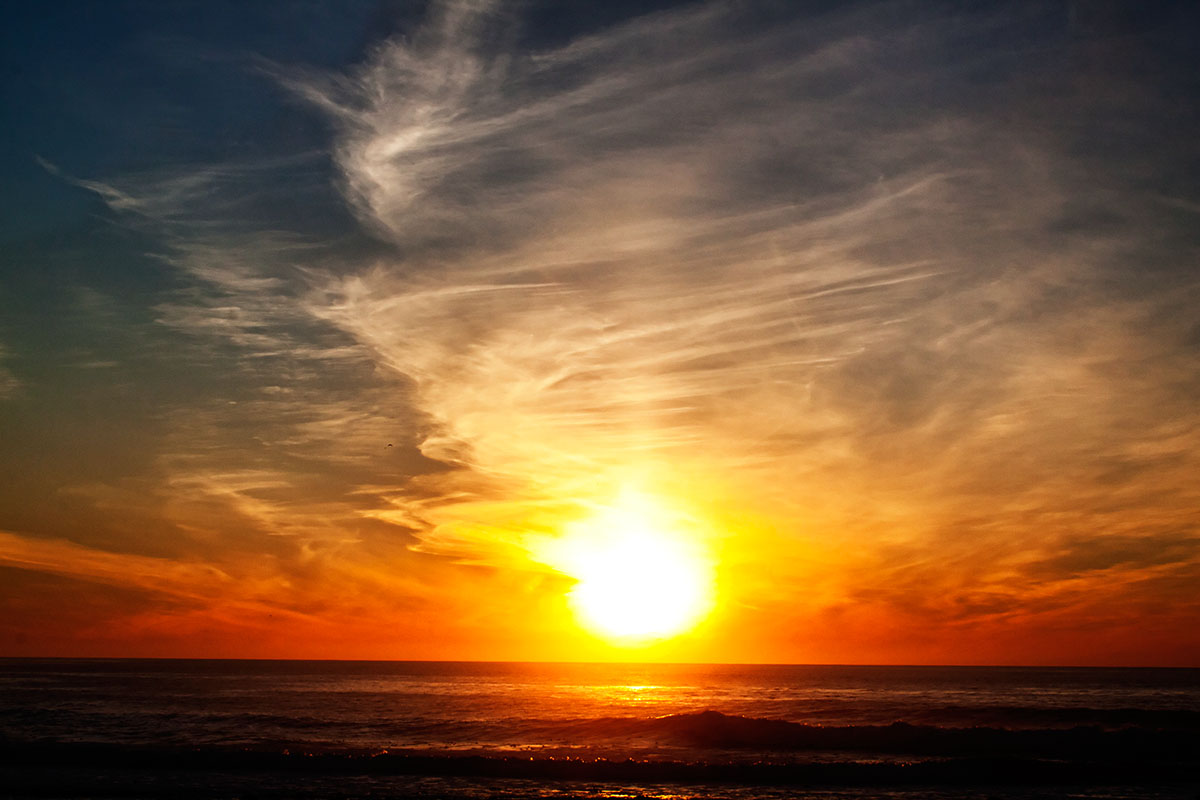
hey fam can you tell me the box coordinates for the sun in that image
[537,492,715,645]
[568,528,712,643]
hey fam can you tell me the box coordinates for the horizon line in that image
[2,656,1196,670]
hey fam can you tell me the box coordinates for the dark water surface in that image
[1,659,1197,798]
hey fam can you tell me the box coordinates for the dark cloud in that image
[1035,531,1200,578]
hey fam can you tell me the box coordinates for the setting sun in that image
[534,492,715,645]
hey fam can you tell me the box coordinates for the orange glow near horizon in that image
[3,0,1200,669]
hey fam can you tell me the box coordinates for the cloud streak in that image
[9,0,1199,662]
[291,1,1200,574]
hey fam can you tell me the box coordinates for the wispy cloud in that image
[21,0,1200,661]
[286,0,1200,587]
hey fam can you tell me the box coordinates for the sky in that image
[1,0,1198,665]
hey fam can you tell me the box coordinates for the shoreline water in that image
[2,659,1196,799]
[2,738,1196,783]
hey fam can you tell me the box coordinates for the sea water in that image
[1,659,1197,798]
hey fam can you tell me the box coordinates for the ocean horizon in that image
[2,658,1197,798]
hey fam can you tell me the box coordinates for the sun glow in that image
[537,492,716,645]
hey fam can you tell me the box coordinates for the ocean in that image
[1,659,1196,798]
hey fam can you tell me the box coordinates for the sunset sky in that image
[2,0,1198,666]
